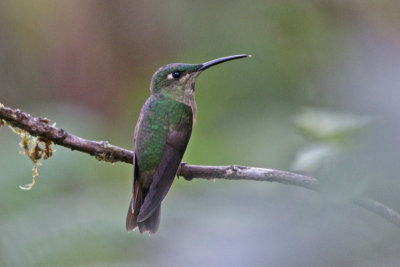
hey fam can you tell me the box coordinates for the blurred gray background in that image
[1,1,400,266]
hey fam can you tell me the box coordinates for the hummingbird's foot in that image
[178,162,193,181]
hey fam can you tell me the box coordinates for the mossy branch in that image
[1,103,400,228]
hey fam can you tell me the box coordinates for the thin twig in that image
[1,104,399,228]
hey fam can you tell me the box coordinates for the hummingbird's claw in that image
[178,162,192,180]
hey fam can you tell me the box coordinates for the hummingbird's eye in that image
[172,71,181,79]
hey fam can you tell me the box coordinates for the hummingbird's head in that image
[150,55,250,104]
[150,63,201,97]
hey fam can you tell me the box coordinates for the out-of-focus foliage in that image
[293,108,372,143]
[291,108,372,173]
[1,0,400,266]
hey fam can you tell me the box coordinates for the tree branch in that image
[0,104,133,164]
[1,103,400,228]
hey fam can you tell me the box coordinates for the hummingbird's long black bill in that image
[198,54,250,71]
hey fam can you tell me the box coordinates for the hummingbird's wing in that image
[137,113,192,222]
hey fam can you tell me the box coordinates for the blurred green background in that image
[1,1,400,266]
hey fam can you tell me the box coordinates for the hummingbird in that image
[126,54,250,234]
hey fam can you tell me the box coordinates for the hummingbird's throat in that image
[167,72,198,101]
[184,87,197,123]
[168,73,198,122]
[176,84,197,122]
[157,72,199,121]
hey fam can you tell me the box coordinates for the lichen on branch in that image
[4,119,54,190]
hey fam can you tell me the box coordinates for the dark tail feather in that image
[126,198,138,232]
[126,187,161,234]
[138,205,161,234]
[126,181,142,232]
